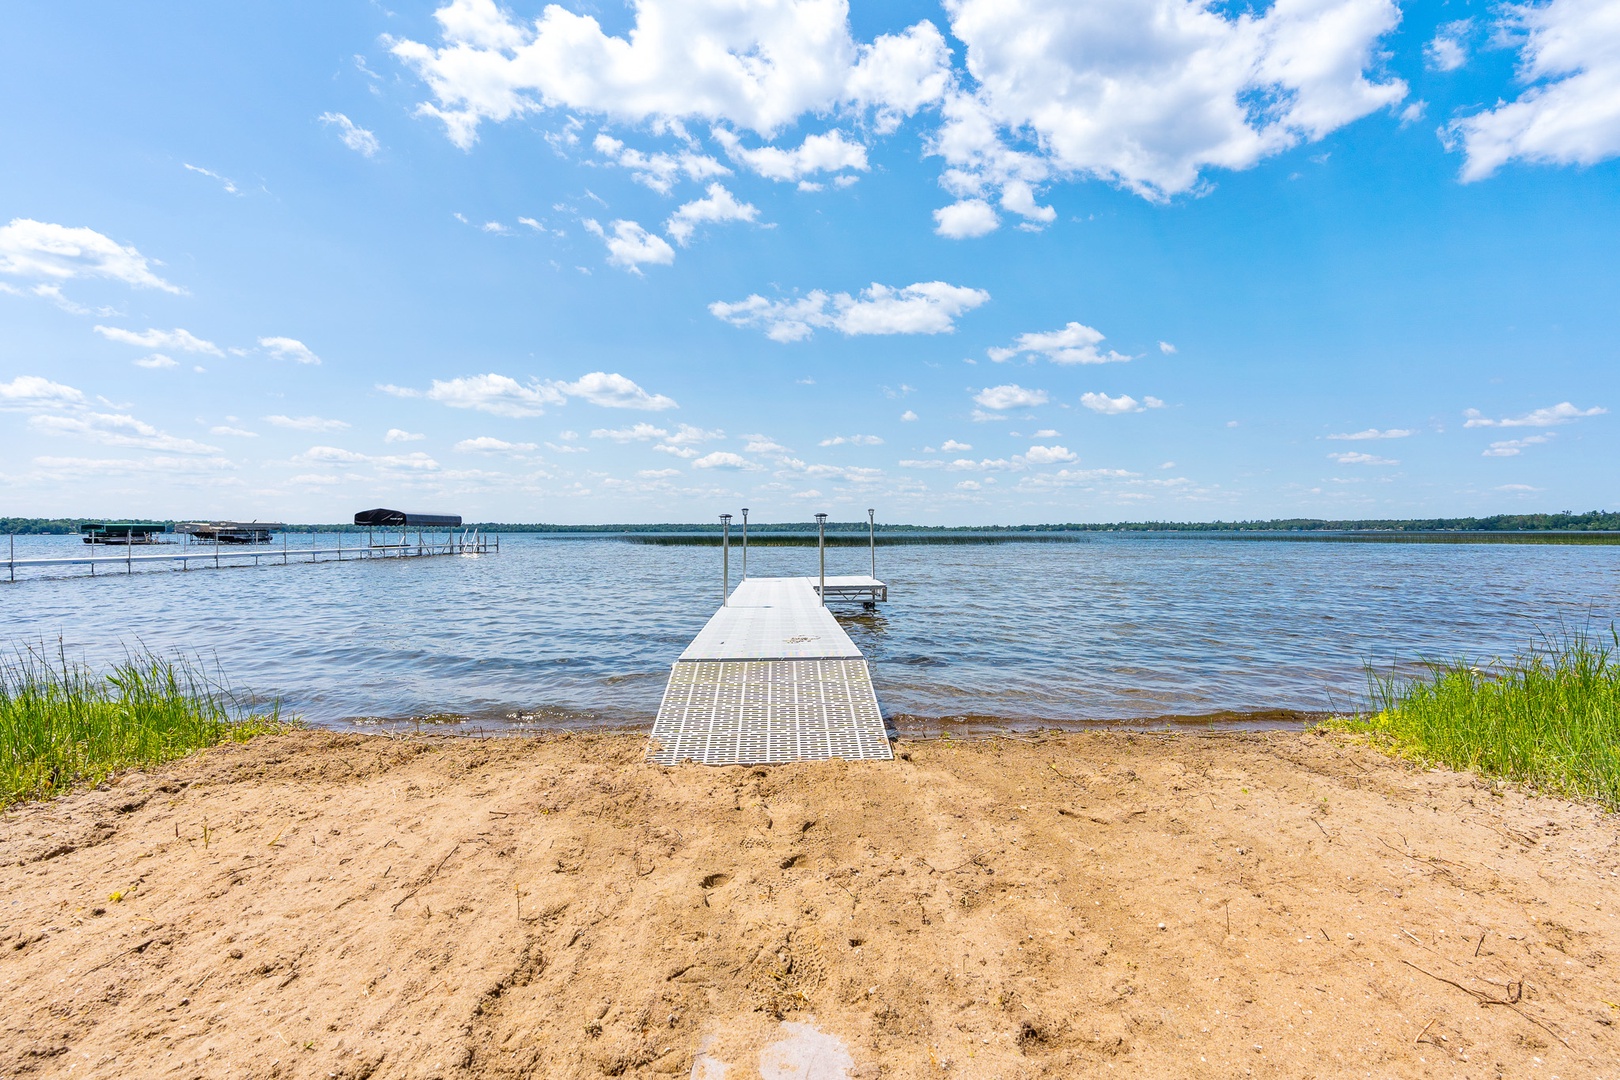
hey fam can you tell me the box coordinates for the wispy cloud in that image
[319,112,381,156]
[1080,392,1164,414]
[264,414,350,432]
[1328,451,1398,465]
[1483,434,1554,457]
[95,325,222,355]
[0,218,183,293]
[30,411,222,455]
[666,184,759,246]
[1326,428,1411,440]
[1463,402,1605,428]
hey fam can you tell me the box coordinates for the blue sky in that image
[1,0,1616,525]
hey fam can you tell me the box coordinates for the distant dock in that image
[649,511,892,766]
[5,509,493,582]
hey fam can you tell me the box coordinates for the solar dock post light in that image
[720,513,732,606]
[816,512,827,606]
[741,507,749,579]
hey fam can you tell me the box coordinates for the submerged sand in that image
[2,730,1617,1078]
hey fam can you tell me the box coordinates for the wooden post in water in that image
[741,508,749,579]
[815,512,827,606]
[8,534,13,583]
[720,514,732,606]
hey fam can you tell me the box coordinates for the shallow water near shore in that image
[2,532,1617,733]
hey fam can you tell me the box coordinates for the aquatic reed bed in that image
[1342,628,1620,809]
[0,645,292,808]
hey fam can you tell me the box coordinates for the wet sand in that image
[2,729,1617,1078]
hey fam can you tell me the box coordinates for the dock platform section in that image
[649,576,892,766]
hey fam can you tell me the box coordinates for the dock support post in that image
[741,508,748,579]
[720,514,732,606]
[815,512,827,606]
[283,529,287,565]
[8,533,12,582]
[127,539,132,575]
[868,508,875,580]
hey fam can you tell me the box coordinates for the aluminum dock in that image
[650,512,893,766]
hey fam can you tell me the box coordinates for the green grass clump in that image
[0,645,294,808]
[1339,629,1620,809]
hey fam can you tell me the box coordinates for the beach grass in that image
[0,645,294,808]
[1338,628,1620,809]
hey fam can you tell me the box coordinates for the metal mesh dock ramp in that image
[648,577,893,766]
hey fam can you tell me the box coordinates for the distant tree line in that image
[6,511,1618,535]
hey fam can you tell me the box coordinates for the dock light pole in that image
[720,513,732,606]
[868,508,875,580]
[815,513,827,606]
[740,508,749,579]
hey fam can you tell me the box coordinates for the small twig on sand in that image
[1400,927,1423,946]
[1414,1018,1436,1044]
[1475,931,1487,957]
[1401,960,1569,1049]
[1310,817,1331,841]
[392,844,460,912]
[1047,762,1086,786]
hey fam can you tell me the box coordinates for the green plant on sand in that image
[0,644,294,808]
[1337,628,1620,810]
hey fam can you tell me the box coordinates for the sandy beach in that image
[2,729,1617,1078]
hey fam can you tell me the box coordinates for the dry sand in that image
[2,729,1617,1079]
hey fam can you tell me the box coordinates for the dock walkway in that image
[649,576,892,766]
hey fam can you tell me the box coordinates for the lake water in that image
[2,532,1617,734]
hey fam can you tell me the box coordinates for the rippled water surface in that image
[3,533,1617,732]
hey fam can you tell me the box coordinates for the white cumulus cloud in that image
[989,321,1131,365]
[711,280,989,342]
[1022,444,1077,464]
[259,336,322,365]
[385,428,425,442]
[1425,19,1472,72]
[1080,392,1164,414]
[666,184,760,245]
[973,384,1048,411]
[390,0,950,147]
[1449,0,1620,181]
[711,128,868,181]
[819,434,883,446]
[933,198,1000,238]
[692,450,758,470]
[382,373,565,417]
[0,218,183,293]
[556,372,678,411]
[938,0,1407,202]
[584,218,676,272]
